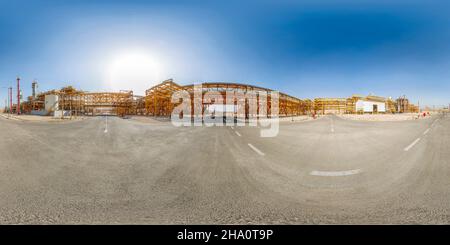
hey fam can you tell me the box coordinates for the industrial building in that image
[8,78,419,118]
[144,80,312,118]
[314,94,418,115]
[356,99,386,113]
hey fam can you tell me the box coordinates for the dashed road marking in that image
[423,128,430,135]
[235,131,241,137]
[432,119,439,127]
[310,169,361,177]
[331,118,335,133]
[404,137,421,151]
[231,126,234,129]
[248,143,265,156]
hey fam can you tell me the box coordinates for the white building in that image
[355,99,386,113]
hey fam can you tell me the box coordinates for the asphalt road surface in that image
[0,113,449,224]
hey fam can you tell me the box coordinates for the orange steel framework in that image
[83,91,134,116]
[314,98,348,115]
[144,80,184,117]
[20,79,419,117]
[144,79,312,118]
[314,95,419,115]
[22,86,135,117]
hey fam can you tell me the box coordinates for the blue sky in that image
[0,0,449,107]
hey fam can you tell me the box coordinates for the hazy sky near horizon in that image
[0,0,449,107]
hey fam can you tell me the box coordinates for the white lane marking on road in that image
[104,115,108,133]
[248,143,265,156]
[423,128,430,135]
[404,137,421,151]
[432,119,439,127]
[235,131,241,137]
[231,126,234,130]
[310,169,361,177]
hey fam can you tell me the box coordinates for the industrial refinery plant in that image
[3,77,419,119]
[2,1,450,239]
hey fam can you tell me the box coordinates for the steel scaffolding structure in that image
[396,96,419,113]
[145,79,184,117]
[22,86,134,117]
[18,79,419,117]
[144,80,312,118]
[314,98,348,115]
[314,95,419,115]
[83,91,134,116]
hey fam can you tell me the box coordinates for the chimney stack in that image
[16,77,20,115]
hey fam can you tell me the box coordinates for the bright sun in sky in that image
[107,50,163,95]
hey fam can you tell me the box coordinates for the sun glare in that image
[107,50,163,95]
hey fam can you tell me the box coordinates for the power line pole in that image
[418,100,420,114]
[6,88,9,114]
[9,87,12,116]
[16,77,21,115]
